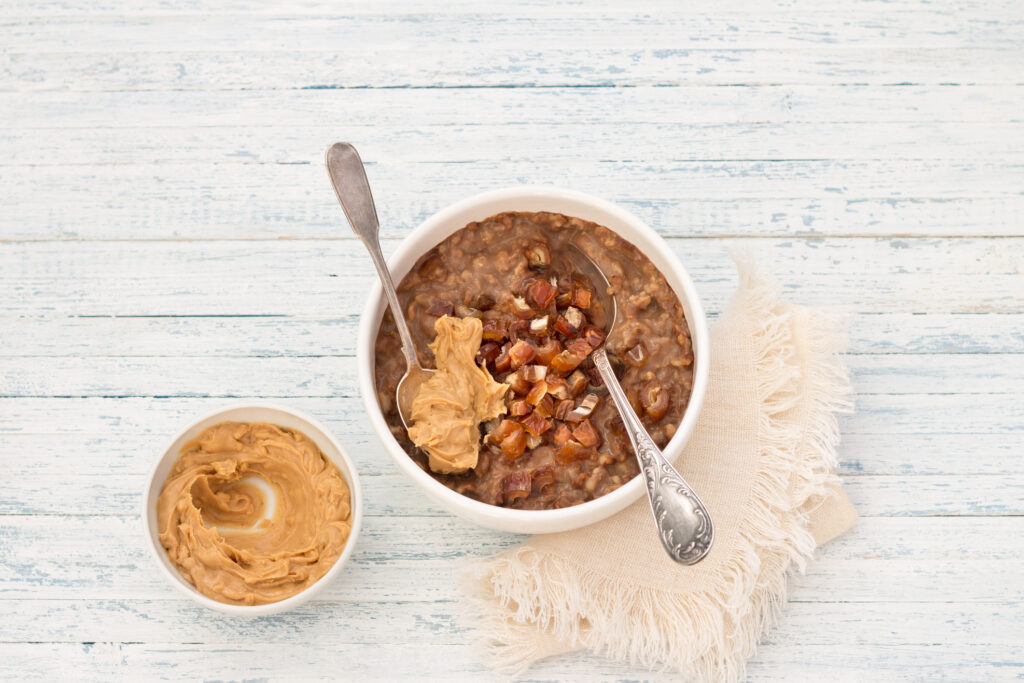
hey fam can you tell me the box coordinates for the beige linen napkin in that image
[467,252,858,681]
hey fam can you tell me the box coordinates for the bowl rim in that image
[141,401,364,616]
[357,185,710,532]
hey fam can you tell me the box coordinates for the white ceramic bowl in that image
[142,403,363,616]
[358,186,709,534]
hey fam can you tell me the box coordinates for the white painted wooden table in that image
[2,1,1022,680]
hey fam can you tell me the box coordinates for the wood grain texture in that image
[1,0,1022,680]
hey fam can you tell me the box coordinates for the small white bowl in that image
[142,402,363,616]
[357,186,709,534]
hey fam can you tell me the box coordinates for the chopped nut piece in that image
[529,315,550,336]
[526,433,544,450]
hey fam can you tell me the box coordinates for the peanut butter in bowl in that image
[156,421,353,607]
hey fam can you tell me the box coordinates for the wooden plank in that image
[1,238,1020,315]
[0,0,1019,16]
[4,86,1023,128]
[5,47,1023,93]
[0,599,1019,649]
[5,13,1021,54]
[1,313,1022,357]
[3,429,1021,480]
[0,516,1020,601]
[6,122,1023,167]
[0,637,1019,682]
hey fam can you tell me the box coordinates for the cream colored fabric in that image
[467,253,858,681]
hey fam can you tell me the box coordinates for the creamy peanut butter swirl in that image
[408,315,508,474]
[156,421,352,606]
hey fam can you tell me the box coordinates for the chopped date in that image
[639,378,670,420]
[570,283,592,309]
[487,419,520,443]
[521,411,553,437]
[572,418,602,448]
[426,300,454,317]
[500,427,527,459]
[481,317,509,341]
[493,343,512,373]
[476,341,501,366]
[501,471,532,503]
[508,339,537,370]
[525,380,548,406]
[534,338,562,364]
[455,304,482,319]
[555,439,592,464]
[534,393,555,418]
[566,370,589,396]
[546,376,572,400]
[472,293,496,311]
[581,325,607,350]
[509,319,530,342]
[530,466,556,492]
[554,398,574,420]
[511,296,534,319]
[509,399,531,417]
[506,368,532,395]
[526,278,558,309]
[553,423,574,446]
[625,343,647,367]
[525,241,551,269]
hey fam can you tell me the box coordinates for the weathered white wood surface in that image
[1,1,1022,680]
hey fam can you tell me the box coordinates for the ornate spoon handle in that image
[591,347,714,565]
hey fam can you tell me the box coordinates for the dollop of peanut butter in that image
[408,315,508,474]
[156,421,352,606]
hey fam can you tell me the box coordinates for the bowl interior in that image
[358,187,709,533]
[143,403,362,615]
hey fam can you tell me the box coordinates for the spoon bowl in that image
[325,142,434,429]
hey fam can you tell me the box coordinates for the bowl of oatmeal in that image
[357,187,709,534]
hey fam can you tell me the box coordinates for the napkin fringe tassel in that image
[467,251,852,681]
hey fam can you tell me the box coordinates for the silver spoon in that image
[325,142,434,428]
[567,242,714,565]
